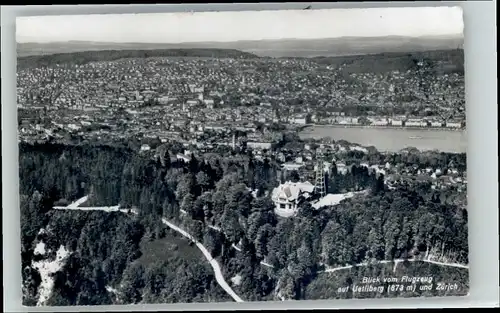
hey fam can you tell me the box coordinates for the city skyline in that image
[16,7,464,44]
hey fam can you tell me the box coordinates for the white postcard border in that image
[2,2,498,311]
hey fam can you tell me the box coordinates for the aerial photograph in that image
[16,6,468,306]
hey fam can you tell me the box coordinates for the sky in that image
[16,7,464,43]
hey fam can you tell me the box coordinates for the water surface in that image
[299,126,467,153]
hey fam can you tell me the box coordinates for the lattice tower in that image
[314,160,326,197]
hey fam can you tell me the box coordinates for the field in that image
[135,228,207,268]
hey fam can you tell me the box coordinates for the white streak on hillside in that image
[246,187,259,199]
[393,259,402,273]
[53,195,88,210]
[68,195,89,208]
[34,242,46,255]
[274,279,285,301]
[322,257,468,274]
[32,245,70,306]
[230,274,242,286]
[260,261,274,268]
[105,285,118,294]
[105,285,120,303]
[312,191,361,209]
[159,217,244,302]
[51,200,243,302]
[208,225,221,231]
[54,205,121,212]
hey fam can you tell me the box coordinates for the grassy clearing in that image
[135,230,206,268]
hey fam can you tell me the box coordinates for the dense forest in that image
[19,141,468,305]
[17,48,260,69]
[22,208,231,306]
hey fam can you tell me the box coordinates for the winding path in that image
[52,197,244,303]
[322,258,468,274]
[160,218,244,302]
[53,196,468,301]
[53,195,89,210]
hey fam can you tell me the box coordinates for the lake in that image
[299,126,467,153]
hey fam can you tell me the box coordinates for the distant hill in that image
[16,36,464,74]
[17,35,463,58]
[215,35,464,58]
[310,49,465,74]
[17,48,259,69]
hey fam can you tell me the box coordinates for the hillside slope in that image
[304,260,468,300]
[310,49,465,74]
[17,35,463,58]
[17,48,259,69]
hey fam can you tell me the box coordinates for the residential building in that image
[271,181,315,217]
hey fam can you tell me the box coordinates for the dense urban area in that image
[18,48,468,306]
[18,49,465,144]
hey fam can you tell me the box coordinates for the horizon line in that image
[17,33,464,45]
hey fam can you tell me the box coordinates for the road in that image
[53,197,468,299]
[52,197,244,303]
[53,195,89,209]
[160,218,244,303]
[323,258,468,274]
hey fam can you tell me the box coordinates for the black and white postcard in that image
[16,7,468,306]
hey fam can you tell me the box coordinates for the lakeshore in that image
[298,124,465,131]
[299,125,467,153]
